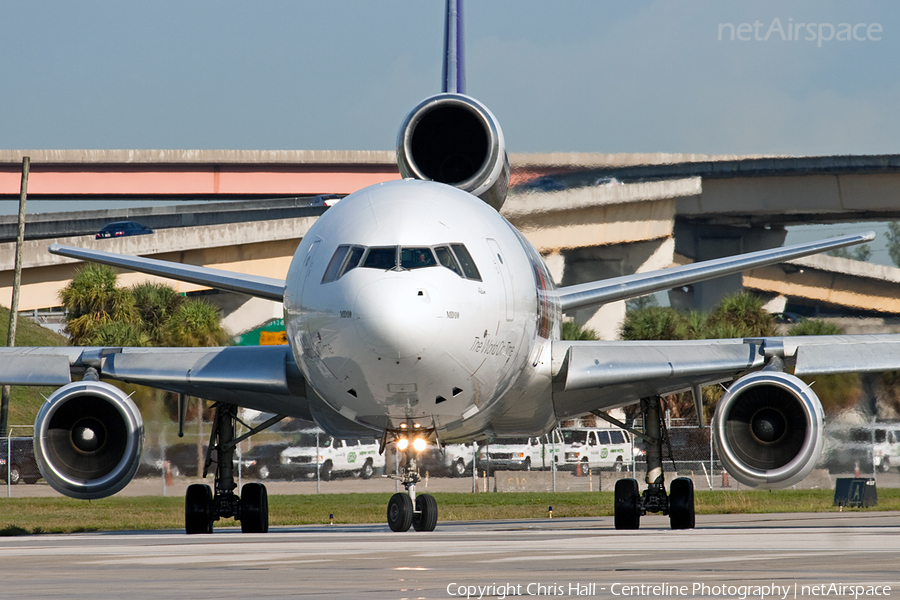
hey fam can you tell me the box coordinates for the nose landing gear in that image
[384,425,438,532]
[386,476,438,532]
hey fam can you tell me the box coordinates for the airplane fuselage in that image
[283,179,560,441]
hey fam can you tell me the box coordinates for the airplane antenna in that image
[442,0,465,94]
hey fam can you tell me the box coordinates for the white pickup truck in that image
[280,430,385,480]
[414,443,477,477]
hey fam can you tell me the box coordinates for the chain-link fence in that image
[6,417,900,497]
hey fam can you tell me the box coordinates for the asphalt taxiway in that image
[0,512,898,599]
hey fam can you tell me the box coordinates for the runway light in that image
[413,437,427,452]
[397,438,409,451]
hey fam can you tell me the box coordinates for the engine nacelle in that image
[712,371,824,489]
[34,380,143,500]
[397,93,510,211]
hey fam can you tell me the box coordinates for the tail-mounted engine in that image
[712,371,824,489]
[397,93,510,211]
[34,380,143,500]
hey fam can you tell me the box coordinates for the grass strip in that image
[1,489,898,535]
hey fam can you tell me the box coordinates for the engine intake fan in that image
[34,380,143,499]
[712,370,824,488]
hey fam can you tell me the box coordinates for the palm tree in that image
[620,306,687,341]
[561,321,599,341]
[88,321,151,347]
[163,299,228,347]
[60,264,139,345]
[702,292,773,338]
[131,282,184,345]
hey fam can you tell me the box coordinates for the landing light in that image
[397,438,409,451]
[413,437,427,452]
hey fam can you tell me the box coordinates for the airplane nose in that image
[354,278,443,359]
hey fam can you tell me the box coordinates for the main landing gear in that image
[384,426,438,532]
[184,402,283,534]
[613,396,696,531]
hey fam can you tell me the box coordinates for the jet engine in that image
[33,380,143,500]
[397,93,510,211]
[712,370,824,489]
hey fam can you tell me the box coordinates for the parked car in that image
[240,443,290,480]
[95,221,153,239]
[137,443,206,478]
[0,437,41,484]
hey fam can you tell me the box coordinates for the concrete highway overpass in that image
[3,150,900,339]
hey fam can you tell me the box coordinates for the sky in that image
[1,1,898,259]
[2,0,898,155]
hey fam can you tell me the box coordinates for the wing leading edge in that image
[557,232,875,312]
[49,244,286,301]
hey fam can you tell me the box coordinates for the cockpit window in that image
[434,246,462,276]
[450,244,482,281]
[324,243,481,281]
[343,246,364,275]
[362,247,397,270]
[322,245,366,283]
[400,247,437,269]
[322,245,350,283]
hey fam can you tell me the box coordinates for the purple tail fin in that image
[442,0,465,94]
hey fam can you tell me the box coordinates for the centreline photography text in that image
[445,581,893,599]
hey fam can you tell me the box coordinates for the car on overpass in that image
[95,221,153,239]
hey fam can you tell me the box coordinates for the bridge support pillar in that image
[552,237,674,340]
[671,223,787,312]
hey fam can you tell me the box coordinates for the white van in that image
[280,430,384,480]
[873,425,900,472]
[540,430,564,469]
[477,431,564,472]
[561,427,633,472]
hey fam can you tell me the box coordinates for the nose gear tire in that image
[388,492,413,532]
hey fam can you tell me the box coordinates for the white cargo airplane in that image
[3,1,897,532]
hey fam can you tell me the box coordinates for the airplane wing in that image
[556,232,875,311]
[551,333,900,419]
[49,244,286,301]
[0,345,311,419]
